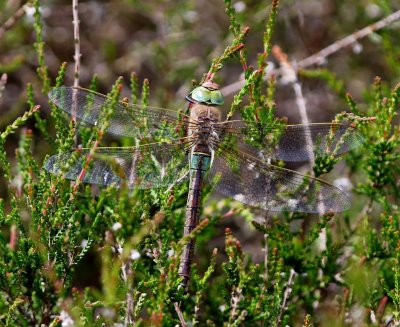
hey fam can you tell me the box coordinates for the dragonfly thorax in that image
[189,103,221,155]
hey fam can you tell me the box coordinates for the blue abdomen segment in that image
[190,153,211,171]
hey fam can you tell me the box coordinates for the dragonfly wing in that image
[44,141,190,189]
[215,121,363,162]
[49,86,191,138]
[207,145,350,213]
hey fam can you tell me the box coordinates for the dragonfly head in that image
[186,81,224,106]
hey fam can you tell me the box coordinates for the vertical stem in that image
[0,73,7,100]
[72,0,81,88]
[276,269,296,326]
[174,302,188,327]
[0,2,30,40]
[72,0,81,146]
[178,155,204,290]
[263,232,269,283]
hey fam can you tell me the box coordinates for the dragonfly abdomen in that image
[178,153,211,288]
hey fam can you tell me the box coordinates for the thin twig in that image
[384,316,394,327]
[292,81,310,125]
[272,45,332,219]
[122,263,134,327]
[124,292,134,326]
[0,73,7,100]
[272,45,315,169]
[221,9,400,97]
[71,0,81,147]
[260,225,270,327]
[263,233,269,283]
[72,0,81,88]
[229,287,243,324]
[272,46,321,214]
[9,224,17,250]
[0,2,31,40]
[173,302,188,327]
[276,269,296,326]
[352,198,373,233]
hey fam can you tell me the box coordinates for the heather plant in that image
[0,0,400,326]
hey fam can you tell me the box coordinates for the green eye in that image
[191,86,211,103]
[210,90,224,105]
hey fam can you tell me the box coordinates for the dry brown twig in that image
[72,0,81,88]
[121,261,135,327]
[229,287,245,323]
[0,74,7,100]
[272,45,315,167]
[71,0,81,147]
[276,269,296,326]
[0,1,32,40]
[263,233,269,283]
[272,45,329,246]
[174,302,188,327]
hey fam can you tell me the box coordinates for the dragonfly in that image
[44,81,364,289]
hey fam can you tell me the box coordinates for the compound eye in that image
[210,90,224,105]
[191,86,211,103]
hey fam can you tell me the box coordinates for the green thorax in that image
[186,81,224,106]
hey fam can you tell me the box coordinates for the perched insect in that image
[45,81,365,289]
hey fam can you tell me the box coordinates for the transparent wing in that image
[207,144,350,213]
[214,121,363,162]
[44,141,191,189]
[49,86,194,138]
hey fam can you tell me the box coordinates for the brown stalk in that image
[72,0,81,88]
[174,302,188,327]
[0,2,31,40]
[276,269,296,326]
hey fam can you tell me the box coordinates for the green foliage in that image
[32,0,50,94]
[0,0,400,326]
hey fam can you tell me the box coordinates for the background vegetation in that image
[0,0,400,326]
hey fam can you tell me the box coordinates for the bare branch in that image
[174,302,188,327]
[272,45,314,166]
[0,73,7,100]
[72,0,81,88]
[0,2,31,40]
[276,269,296,326]
[263,233,269,283]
